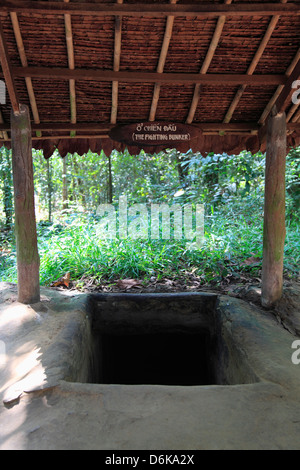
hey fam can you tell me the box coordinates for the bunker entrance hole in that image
[99,330,213,386]
[75,293,258,387]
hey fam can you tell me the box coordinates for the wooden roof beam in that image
[0,122,114,132]
[111,0,123,125]
[10,12,41,136]
[0,19,20,115]
[223,0,288,124]
[0,135,111,142]
[64,0,76,137]
[259,58,300,143]
[149,0,177,122]
[186,0,232,125]
[1,2,300,17]
[259,48,300,125]
[292,107,300,122]
[270,59,300,115]
[286,101,300,122]
[10,67,287,85]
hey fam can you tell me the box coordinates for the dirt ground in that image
[60,274,300,334]
[1,279,300,450]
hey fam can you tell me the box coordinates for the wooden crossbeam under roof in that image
[1,1,300,17]
[9,67,287,85]
[0,0,299,151]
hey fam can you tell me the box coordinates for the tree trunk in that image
[47,158,52,222]
[11,104,40,304]
[62,154,68,210]
[72,154,86,206]
[108,153,113,203]
[176,151,189,187]
[261,108,286,308]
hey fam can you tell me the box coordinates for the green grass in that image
[1,204,299,287]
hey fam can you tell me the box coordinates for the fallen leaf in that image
[51,272,70,288]
[241,256,261,266]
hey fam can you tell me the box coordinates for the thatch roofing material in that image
[0,1,300,157]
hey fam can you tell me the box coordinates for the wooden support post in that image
[261,108,286,308]
[11,104,40,304]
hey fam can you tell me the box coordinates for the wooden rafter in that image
[10,12,41,136]
[223,0,288,124]
[259,48,300,125]
[1,2,300,17]
[292,107,300,122]
[149,0,177,122]
[9,67,287,85]
[186,0,232,125]
[0,19,19,114]
[64,0,76,137]
[259,58,300,144]
[111,0,123,125]
[0,122,113,132]
[271,59,300,114]
[287,101,300,122]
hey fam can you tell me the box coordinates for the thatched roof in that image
[0,0,300,157]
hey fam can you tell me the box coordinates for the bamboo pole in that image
[111,0,123,125]
[287,102,300,122]
[292,107,300,122]
[10,12,41,137]
[186,0,232,124]
[149,0,177,122]
[64,0,76,136]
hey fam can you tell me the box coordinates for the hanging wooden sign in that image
[109,122,199,146]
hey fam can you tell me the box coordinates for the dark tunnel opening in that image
[98,330,214,386]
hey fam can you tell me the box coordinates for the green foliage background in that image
[0,145,299,286]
